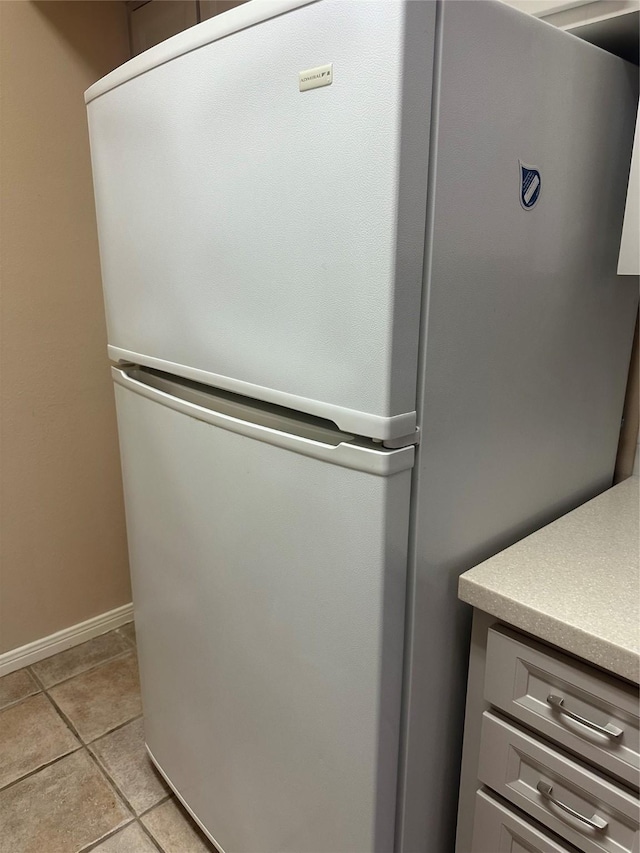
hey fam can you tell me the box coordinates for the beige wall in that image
[0,1,131,654]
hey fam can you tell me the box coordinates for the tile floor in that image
[0,623,218,853]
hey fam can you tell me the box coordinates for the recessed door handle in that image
[546,694,623,739]
[536,781,608,832]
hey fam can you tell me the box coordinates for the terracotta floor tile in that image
[142,799,217,853]
[0,693,79,788]
[49,653,142,742]
[0,668,39,710]
[90,718,169,814]
[117,622,136,647]
[0,749,130,853]
[31,631,130,688]
[84,822,158,853]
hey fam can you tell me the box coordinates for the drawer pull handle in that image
[546,695,623,739]
[536,781,608,832]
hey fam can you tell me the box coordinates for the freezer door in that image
[86,0,435,440]
[113,369,413,853]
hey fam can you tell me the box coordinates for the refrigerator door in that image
[86,0,435,440]
[112,367,413,853]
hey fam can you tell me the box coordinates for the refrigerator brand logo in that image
[519,161,541,210]
[299,63,333,92]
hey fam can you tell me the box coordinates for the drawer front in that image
[472,789,580,852]
[478,712,640,853]
[485,626,639,788]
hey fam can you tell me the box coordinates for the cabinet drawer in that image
[472,788,580,852]
[478,712,640,853]
[485,626,639,788]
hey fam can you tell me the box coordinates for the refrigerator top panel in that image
[86,0,435,440]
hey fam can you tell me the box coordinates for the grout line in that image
[0,743,83,794]
[31,658,144,749]
[0,748,167,853]
[0,663,43,712]
[27,666,48,693]
[38,681,88,745]
[34,652,149,754]
[0,631,166,852]
[0,688,42,714]
[84,724,172,828]
[137,792,172,818]
[34,647,137,692]
[149,792,219,852]
[76,817,137,853]
[82,750,169,853]
[84,746,139,819]
[86,713,145,747]
[0,746,84,794]
[137,815,166,852]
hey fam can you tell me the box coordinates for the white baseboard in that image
[0,603,134,677]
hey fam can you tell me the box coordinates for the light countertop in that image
[459,476,640,683]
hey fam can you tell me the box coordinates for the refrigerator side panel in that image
[398,3,639,852]
[87,0,435,437]
[114,382,412,853]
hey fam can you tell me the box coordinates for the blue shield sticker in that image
[519,161,541,210]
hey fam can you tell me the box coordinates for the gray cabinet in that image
[127,0,248,57]
[485,626,639,788]
[129,1,198,56]
[472,789,579,853]
[199,1,246,21]
[501,1,639,35]
[457,615,640,853]
[479,712,638,853]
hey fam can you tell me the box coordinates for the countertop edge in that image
[459,575,640,684]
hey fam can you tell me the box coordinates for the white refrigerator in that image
[85,2,639,851]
